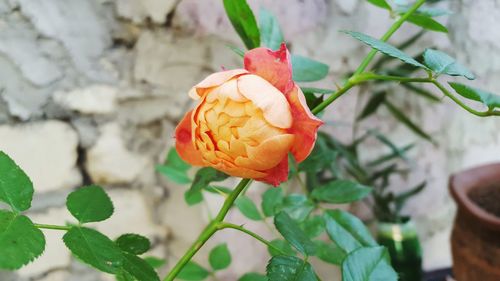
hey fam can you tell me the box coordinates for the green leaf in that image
[157,148,192,184]
[268,239,296,257]
[116,234,151,255]
[266,256,317,281]
[371,31,425,70]
[209,243,232,271]
[370,164,400,184]
[235,196,262,221]
[301,87,335,95]
[0,151,34,212]
[223,0,260,50]
[165,148,190,171]
[227,45,245,58]
[204,185,232,195]
[397,29,426,50]
[156,166,191,185]
[298,137,338,174]
[259,7,284,50]
[274,212,316,256]
[342,31,427,69]
[367,0,391,10]
[395,4,452,17]
[342,246,397,281]
[402,83,441,102]
[416,7,453,17]
[63,227,124,273]
[184,167,228,206]
[144,257,166,269]
[388,61,422,77]
[423,49,475,80]
[323,134,365,178]
[190,168,229,194]
[449,82,500,109]
[384,100,434,142]
[239,272,267,281]
[367,143,415,167]
[303,92,325,110]
[287,153,299,179]
[394,181,426,213]
[178,261,210,281]
[406,14,448,33]
[298,146,336,173]
[0,210,45,269]
[311,180,372,204]
[357,91,387,120]
[291,55,329,82]
[276,194,315,222]
[121,252,160,281]
[324,210,377,253]
[301,215,325,239]
[184,189,204,206]
[116,271,136,281]
[314,240,346,265]
[66,185,114,223]
[261,188,284,217]
[369,129,409,161]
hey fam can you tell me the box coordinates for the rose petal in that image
[189,69,248,99]
[175,110,205,166]
[257,156,289,186]
[237,116,283,143]
[237,74,292,129]
[235,134,294,170]
[244,43,293,94]
[206,79,247,103]
[221,101,246,117]
[287,85,324,163]
[214,162,267,179]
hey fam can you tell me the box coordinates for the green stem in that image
[353,0,427,75]
[431,81,500,117]
[351,73,500,117]
[218,222,287,255]
[310,74,428,115]
[371,30,426,70]
[214,179,252,221]
[311,82,355,115]
[163,178,251,281]
[352,73,431,83]
[209,272,220,281]
[34,223,71,231]
[312,0,426,115]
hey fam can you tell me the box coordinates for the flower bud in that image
[176,44,323,186]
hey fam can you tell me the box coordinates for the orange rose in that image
[175,44,323,186]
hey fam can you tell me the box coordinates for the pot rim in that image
[449,163,500,231]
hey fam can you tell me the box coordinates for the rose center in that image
[194,94,285,170]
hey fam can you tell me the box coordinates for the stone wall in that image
[0,0,499,280]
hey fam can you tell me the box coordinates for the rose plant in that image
[2,0,500,281]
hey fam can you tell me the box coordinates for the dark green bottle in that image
[377,221,423,281]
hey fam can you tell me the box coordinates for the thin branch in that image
[34,223,71,231]
[218,222,287,256]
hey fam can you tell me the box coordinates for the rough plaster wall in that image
[0,0,498,280]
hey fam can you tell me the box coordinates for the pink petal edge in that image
[287,85,324,163]
[244,43,294,94]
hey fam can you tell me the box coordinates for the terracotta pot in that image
[449,163,500,281]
